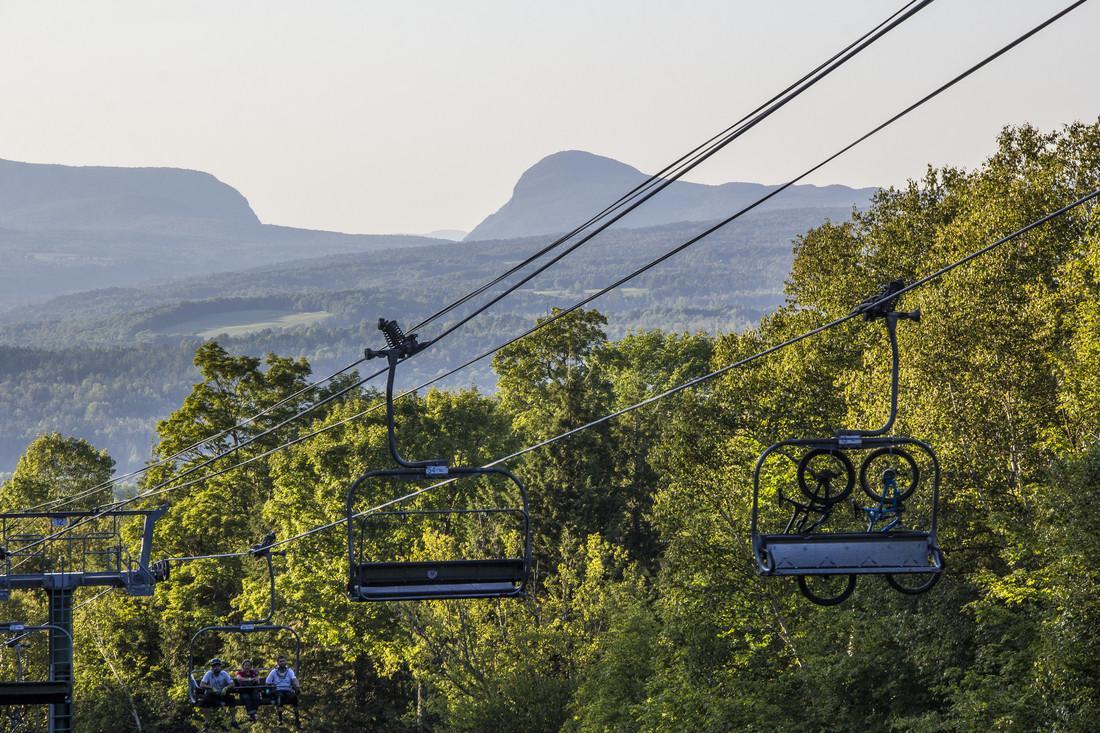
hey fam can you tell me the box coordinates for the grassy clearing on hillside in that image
[152,309,334,337]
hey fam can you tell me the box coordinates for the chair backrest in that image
[347,467,531,603]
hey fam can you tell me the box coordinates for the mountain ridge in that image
[466,150,876,241]
[0,157,449,311]
[0,157,259,231]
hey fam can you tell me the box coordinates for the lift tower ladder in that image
[0,507,167,733]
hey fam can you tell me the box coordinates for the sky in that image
[0,0,1096,235]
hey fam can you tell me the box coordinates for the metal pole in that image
[46,587,73,733]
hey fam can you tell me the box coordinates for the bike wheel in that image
[859,447,920,502]
[797,574,856,606]
[885,549,943,595]
[885,572,941,595]
[796,449,855,504]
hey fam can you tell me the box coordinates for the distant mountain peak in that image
[512,150,644,195]
[0,157,259,232]
[466,150,876,242]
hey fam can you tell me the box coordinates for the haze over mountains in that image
[0,157,259,231]
[0,149,877,472]
[0,152,875,310]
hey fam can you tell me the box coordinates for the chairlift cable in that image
[141,0,1096,513]
[27,0,928,515]
[4,363,389,563]
[406,0,930,333]
[18,0,1087,552]
[156,186,1100,564]
[26,355,369,515]
[418,0,934,349]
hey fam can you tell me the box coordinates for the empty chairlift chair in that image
[0,623,72,706]
[346,319,531,602]
[750,282,944,605]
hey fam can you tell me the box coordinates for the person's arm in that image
[291,669,300,691]
[265,670,276,686]
[199,671,211,689]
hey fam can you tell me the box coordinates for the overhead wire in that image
[27,356,370,513]
[159,185,1100,563]
[30,0,929,517]
[18,0,1090,555]
[405,0,930,333]
[419,0,934,347]
[28,0,929,521]
[135,0,1099,520]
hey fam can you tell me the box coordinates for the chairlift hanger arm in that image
[364,318,446,470]
[839,281,921,440]
[242,549,278,627]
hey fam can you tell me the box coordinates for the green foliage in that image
[1,120,1099,731]
[1,432,114,510]
[0,208,819,474]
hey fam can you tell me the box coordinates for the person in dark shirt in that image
[234,658,261,722]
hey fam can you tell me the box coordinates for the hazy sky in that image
[1,1,1096,235]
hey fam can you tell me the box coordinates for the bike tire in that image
[885,571,941,595]
[859,446,920,502]
[885,549,944,595]
[797,574,856,606]
[796,448,855,504]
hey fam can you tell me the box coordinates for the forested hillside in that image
[2,121,1099,732]
[0,207,837,474]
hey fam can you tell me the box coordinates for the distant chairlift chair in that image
[346,319,531,602]
[183,536,302,727]
[0,623,73,706]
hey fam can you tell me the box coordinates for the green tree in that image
[1,432,115,511]
[493,308,618,554]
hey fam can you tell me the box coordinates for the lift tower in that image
[0,507,167,732]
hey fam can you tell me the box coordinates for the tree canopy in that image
[1,120,1099,731]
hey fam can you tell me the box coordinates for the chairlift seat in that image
[189,682,298,708]
[0,681,71,705]
[755,531,941,576]
[350,558,526,601]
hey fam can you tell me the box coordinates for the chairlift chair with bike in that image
[750,282,944,605]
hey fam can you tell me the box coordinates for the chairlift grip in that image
[363,317,447,469]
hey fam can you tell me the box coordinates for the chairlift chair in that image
[0,623,72,706]
[182,536,302,726]
[346,319,531,602]
[750,282,944,605]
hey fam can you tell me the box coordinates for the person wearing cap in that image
[198,658,237,729]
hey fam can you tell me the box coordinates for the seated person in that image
[234,658,261,722]
[264,655,300,705]
[198,658,239,731]
[198,658,235,706]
